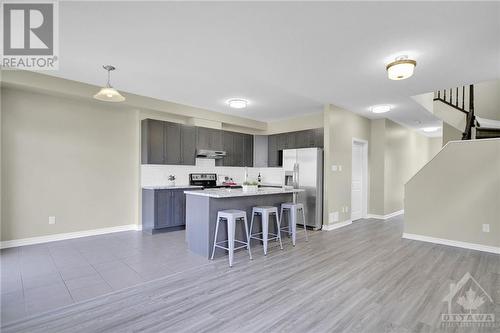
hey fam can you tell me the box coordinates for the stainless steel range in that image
[189,173,218,188]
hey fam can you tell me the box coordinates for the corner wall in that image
[368,119,440,216]
[323,104,371,226]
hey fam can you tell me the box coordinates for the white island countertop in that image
[184,187,304,198]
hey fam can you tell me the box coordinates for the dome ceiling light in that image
[386,55,417,80]
[422,127,440,132]
[371,105,392,114]
[93,65,125,102]
[227,98,248,109]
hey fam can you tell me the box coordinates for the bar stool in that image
[210,209,252,267]
[280,203,308,246]
[249,206,283,255]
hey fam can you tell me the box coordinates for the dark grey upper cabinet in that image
[267,128,323,167]
[221,131,253,167]
[243,134,253,167]
[142,119,196,165]
[142,119,165,164]
[181,125,196,165]
[222,131,235,166]
[164,122,181,164]
[268,134,279,167]
[314,128,324,147]
[197,127,223,151]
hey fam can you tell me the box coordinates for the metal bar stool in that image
[249,206,283,255]
[280,202,308,246]
[210,209,252,267]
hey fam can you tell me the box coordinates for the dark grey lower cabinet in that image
[142,189,186,233]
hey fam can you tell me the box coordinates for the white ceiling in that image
[49,1,500,133]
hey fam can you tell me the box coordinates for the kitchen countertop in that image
[184,187,303,198]
[142,185,203,190]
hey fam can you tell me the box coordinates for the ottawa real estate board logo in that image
[441,272,496,328]
[1,1,59,69]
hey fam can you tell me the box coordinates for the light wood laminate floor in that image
[1,216,499,332]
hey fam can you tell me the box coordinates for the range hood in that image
[196,149,226,159]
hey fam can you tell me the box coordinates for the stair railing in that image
[434,84,475,140]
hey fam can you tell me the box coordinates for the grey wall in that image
[405,139,500,247]
[1,87,140,241]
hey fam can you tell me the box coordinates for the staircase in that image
[434,85,500,140]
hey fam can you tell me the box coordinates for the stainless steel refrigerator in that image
[283,148,323,230]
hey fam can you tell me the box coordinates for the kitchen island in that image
[184,187,304,258]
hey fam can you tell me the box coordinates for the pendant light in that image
[93,65,125,102]
[386,55,417,80]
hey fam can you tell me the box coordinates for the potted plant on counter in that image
[168,175,176,187]
[242,181,259,193]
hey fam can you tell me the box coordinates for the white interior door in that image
[351,141,365,221]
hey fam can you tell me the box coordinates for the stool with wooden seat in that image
[210,209,252,267]
[249,206,283,255]
[280,202,308,246]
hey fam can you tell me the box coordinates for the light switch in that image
[49,216,56,225]
[338,165,342,171]
[482,224,490,232]
[331,165,338,172]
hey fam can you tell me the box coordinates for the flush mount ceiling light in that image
[371,105,392,113]
[422,127,440,132]
[93,65,125,102]
[386,55,417,80]
[226,98,248,109]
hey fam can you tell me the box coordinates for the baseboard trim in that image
[367,210,404,220]
[0,224,142,249]
[322,220,352,231]
[402,233,500,254]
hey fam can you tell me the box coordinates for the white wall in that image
[141,159,284,187]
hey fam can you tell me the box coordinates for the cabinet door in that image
[243,134,254,167]
[169,190,186,227]
[181,125,196,165]
[233,133,244,166]
[277,133,287,150]
[315,128,324,147]
[196,127,209,150]
[142,119,165,164]
[164,122,181,164]
[268,135,278,167]
[222,131,235,166]
[155,190,171,228]
[286,132,296,149]
[210,128,223,151]
[196,127,223,151]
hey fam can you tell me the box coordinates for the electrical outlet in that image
[482,224,490,233]
[48,216,56,225]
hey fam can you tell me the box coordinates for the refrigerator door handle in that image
[293,163,299,188]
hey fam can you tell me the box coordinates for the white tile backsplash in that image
[141,158,284,187]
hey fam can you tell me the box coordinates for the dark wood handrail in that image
[433,84,474,140]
